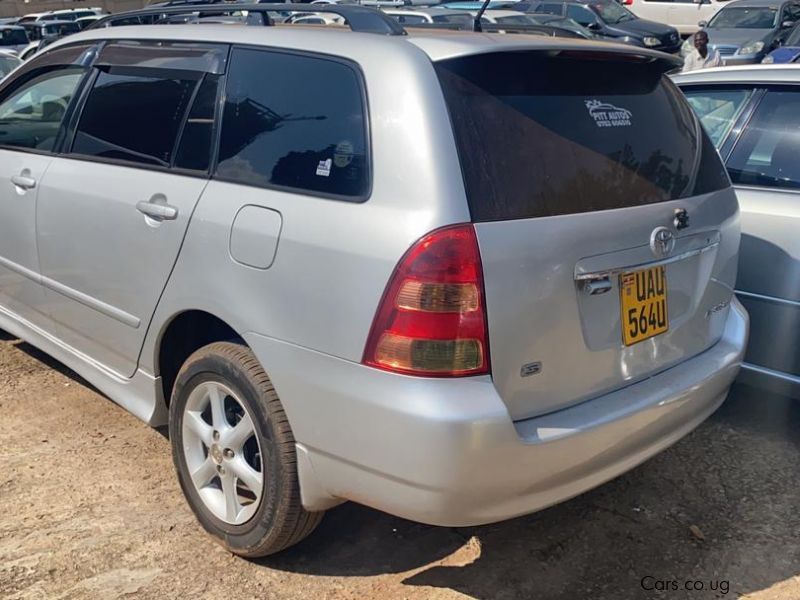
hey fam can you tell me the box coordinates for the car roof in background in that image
[43,21,681,64]
[672,63,800,84]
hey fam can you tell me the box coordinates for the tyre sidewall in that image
[169,352,286,553]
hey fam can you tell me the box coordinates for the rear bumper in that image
[245,298,748,526]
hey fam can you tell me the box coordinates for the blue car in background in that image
[763,21,800,60]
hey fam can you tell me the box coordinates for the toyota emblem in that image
[650,227,675,258]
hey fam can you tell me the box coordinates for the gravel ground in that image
[1,328,799,600]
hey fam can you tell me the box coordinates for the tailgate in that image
[435,49,739,420]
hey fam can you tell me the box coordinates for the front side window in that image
[72,69,197,167]
[216,47,369,199]
[727,90,800,189]
[567,5,598,25]
[537,3,566,15]
[682,87,755,147]
[589,0,636,23]
[0,67,84,151]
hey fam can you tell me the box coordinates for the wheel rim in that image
[182,381,264,525]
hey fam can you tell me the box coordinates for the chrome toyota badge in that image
[650,227,675,258]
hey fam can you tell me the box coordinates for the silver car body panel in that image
[674,65,800,397]
[0,25,747,524]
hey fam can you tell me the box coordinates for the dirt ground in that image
[1,329,799,600]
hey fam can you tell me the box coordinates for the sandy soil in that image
[1,329,799,599]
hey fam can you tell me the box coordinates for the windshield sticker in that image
[316,158,332,177]
[585,100,632,128]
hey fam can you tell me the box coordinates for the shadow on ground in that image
[265,384,800,599]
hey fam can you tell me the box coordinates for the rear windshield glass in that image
[435,51,729,221]
[0,29,27,45]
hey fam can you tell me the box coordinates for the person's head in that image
[694,30,709,52]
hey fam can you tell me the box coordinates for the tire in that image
[169,341,323,557]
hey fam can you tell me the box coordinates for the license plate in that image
[619,266,669,346]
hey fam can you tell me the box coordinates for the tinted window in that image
[0,67,84,151]
[174,74,219,172]
[393,14,428,24]
[589,1,636,23]
[0,29,28,46]
[682,87,754,147]
[216,48,368,199]
[567,5,597,25]
[72,70,198,167]
[536,3,565,14]
[727,90,800,189]
[436,52,729,221]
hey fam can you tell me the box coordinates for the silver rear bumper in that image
[245,298,748,526]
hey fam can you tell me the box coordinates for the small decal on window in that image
[585,99,632,128]
[316,158,332,177]
[334,140,354,168]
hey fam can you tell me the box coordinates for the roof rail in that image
[87,2,407,36]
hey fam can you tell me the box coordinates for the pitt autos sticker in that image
[585,99,632,128]
[316,158,332,177]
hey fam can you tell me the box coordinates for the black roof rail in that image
[87,2,407,36]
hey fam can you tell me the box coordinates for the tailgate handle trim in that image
[575,242,719,282]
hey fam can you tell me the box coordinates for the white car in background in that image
[623,0,732,35]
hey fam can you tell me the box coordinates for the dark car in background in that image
[689,0,800,64]
[762,19,800,60]
[0,26,29,55]
[519,0,681,52]
[20,20,80,42]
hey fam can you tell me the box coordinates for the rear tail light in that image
[622,0,633,5]
[362,224,490,377]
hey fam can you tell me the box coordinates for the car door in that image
[35,40,225,378]
[0,44,90,329]
[720,88,800,383]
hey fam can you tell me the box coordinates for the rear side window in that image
[72,69,198,167]
[216,47,369,199]
[436,52,729,221]
[726,89,800,190]
[682,87,754,148]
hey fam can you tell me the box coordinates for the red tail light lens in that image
[362,224,490,377]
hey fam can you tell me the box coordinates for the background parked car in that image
[684,0,800,64]
[383,7,474,26]
[624,0,731,35]
[674,65,800,398]
[20,21,80,43]
[0,26,29,55]
[518,0,682,51]
[762,18,800,59]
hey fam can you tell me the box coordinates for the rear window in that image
[0,29,27,46]
[435,51,729,221]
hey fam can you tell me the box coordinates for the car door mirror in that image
[782,19,795,28]
[587,21,601,30]
[698,20,708,27]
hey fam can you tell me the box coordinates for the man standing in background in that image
[683,30,722,72]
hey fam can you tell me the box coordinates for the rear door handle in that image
[136,199,178,221]
[11,174,36,190]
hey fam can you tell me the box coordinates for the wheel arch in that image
[155,309,245,407]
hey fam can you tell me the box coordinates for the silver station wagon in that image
[0,5,747,556]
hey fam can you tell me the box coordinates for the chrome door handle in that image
[136,200,178,221]
[11,175,36,190]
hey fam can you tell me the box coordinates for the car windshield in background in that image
[435,51,728,221]
[493,14,539,24]
[709,7,777,28]
[682,88,754,147]
[0,29,27,46]
[590,1,636,24]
